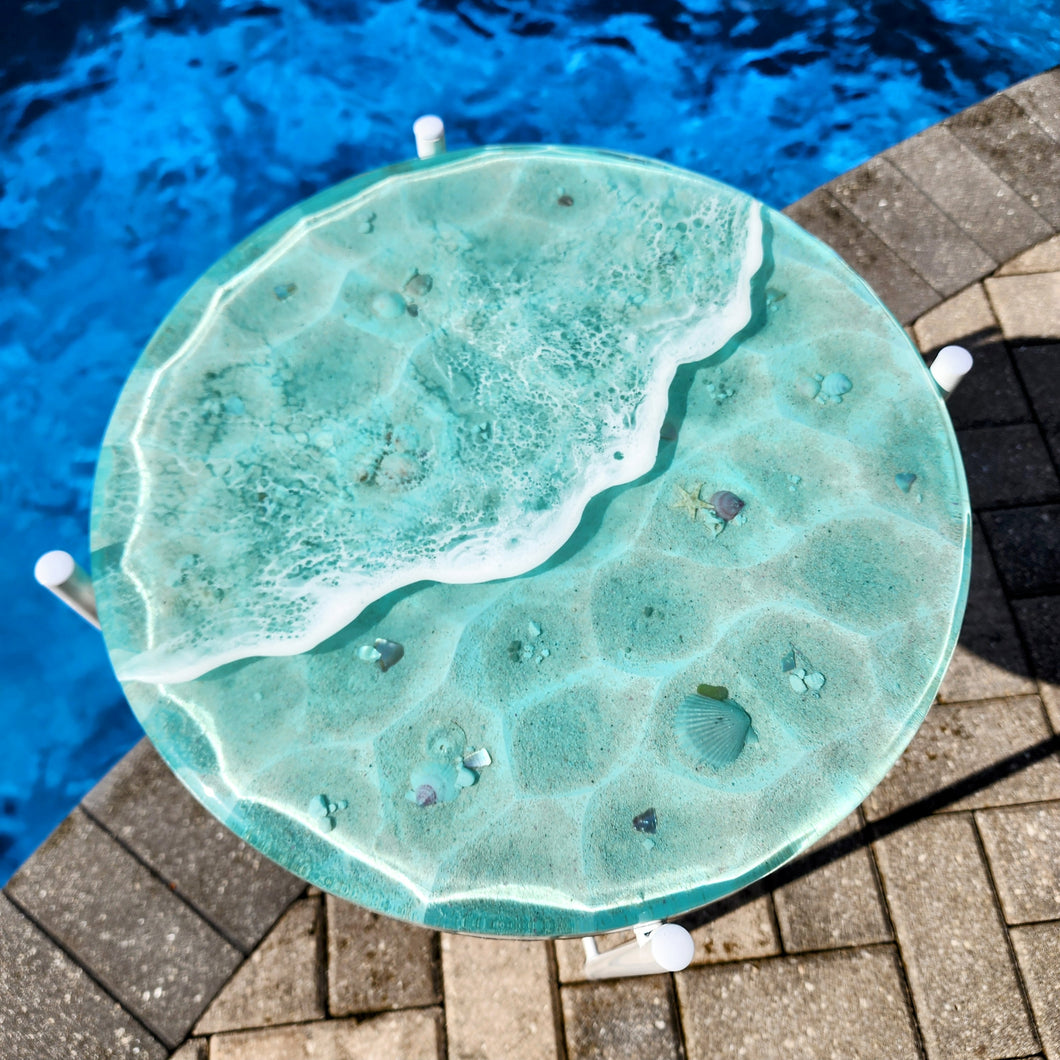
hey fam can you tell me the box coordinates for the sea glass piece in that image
[95,147,761,684]
[93,146,970,938]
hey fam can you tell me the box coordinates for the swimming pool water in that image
[1,0,1056,882]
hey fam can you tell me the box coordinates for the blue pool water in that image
[1,0,1057,883]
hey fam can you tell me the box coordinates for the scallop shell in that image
[675,693,753,768]
[407,761,460,806]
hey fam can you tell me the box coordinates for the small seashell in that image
[404,272,433,297]
[709,491,745,521]
[463,748,492,770]
[557,194,574,206]
[633,808,657,834]
[804,671,826,692]
[895,472,917,493]
[675,693,754,768]
[374,638,404,672]
[407,761,460,806]
[821,372,852,397]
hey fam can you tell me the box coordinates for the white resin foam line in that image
[118,164,764,684]
[119,158,497,646]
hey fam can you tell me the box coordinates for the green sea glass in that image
[92,146,970,937]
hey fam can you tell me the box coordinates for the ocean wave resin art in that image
[92,146,971,937]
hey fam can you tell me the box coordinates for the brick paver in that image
[1011,923,1060,1060]
[873,813,1037,1060]
[863,696,1060,820]
[946,90,1060,226]
[5,810,241,1048]
[82,740,304,953]
[326,896,440,1016]
[6,65,1060,1060]
[1014,596,1060,685]
[977,803,1060,924]
[934,519,1036,703]
[986,271,1060,342]
[0,895,167,1060]
[887,125,1053,264]
[997,233,1060,274]
[194,895,324,1034]
[981,505,1060,597]
[676,946,920,1060]
[441,935,558,1060]
[956,424,1060,508]
[830,155,996,294]
[561,977,682,1060]
[773,810,892,952]
[913,281,1031,431]
[207,1009,442,1060]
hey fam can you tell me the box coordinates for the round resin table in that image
[91,145,971,938]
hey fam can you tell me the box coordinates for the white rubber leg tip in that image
[413,114,446,158]
[35,550,77,587]
[931,344,973,392]
[650,923,695,971]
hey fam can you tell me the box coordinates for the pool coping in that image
[2,63,1058,1059]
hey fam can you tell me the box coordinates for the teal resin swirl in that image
[92,146,970,937]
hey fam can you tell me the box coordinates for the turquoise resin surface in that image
[92,146,970,937]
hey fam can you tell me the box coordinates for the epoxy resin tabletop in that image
[91,146,970,937]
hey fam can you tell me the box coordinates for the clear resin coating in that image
[98,148,761,684]
[92,146,970,937]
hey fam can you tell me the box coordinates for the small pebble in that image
[895,472,917,493]
[309,794,330,818]
[357,644,382,663]
[789,673,807,692]
[528,621,542,638]
[804,671,826,692]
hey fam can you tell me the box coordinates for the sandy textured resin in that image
[92,146,970,936]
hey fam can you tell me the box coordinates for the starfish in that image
[672,483,708,520]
